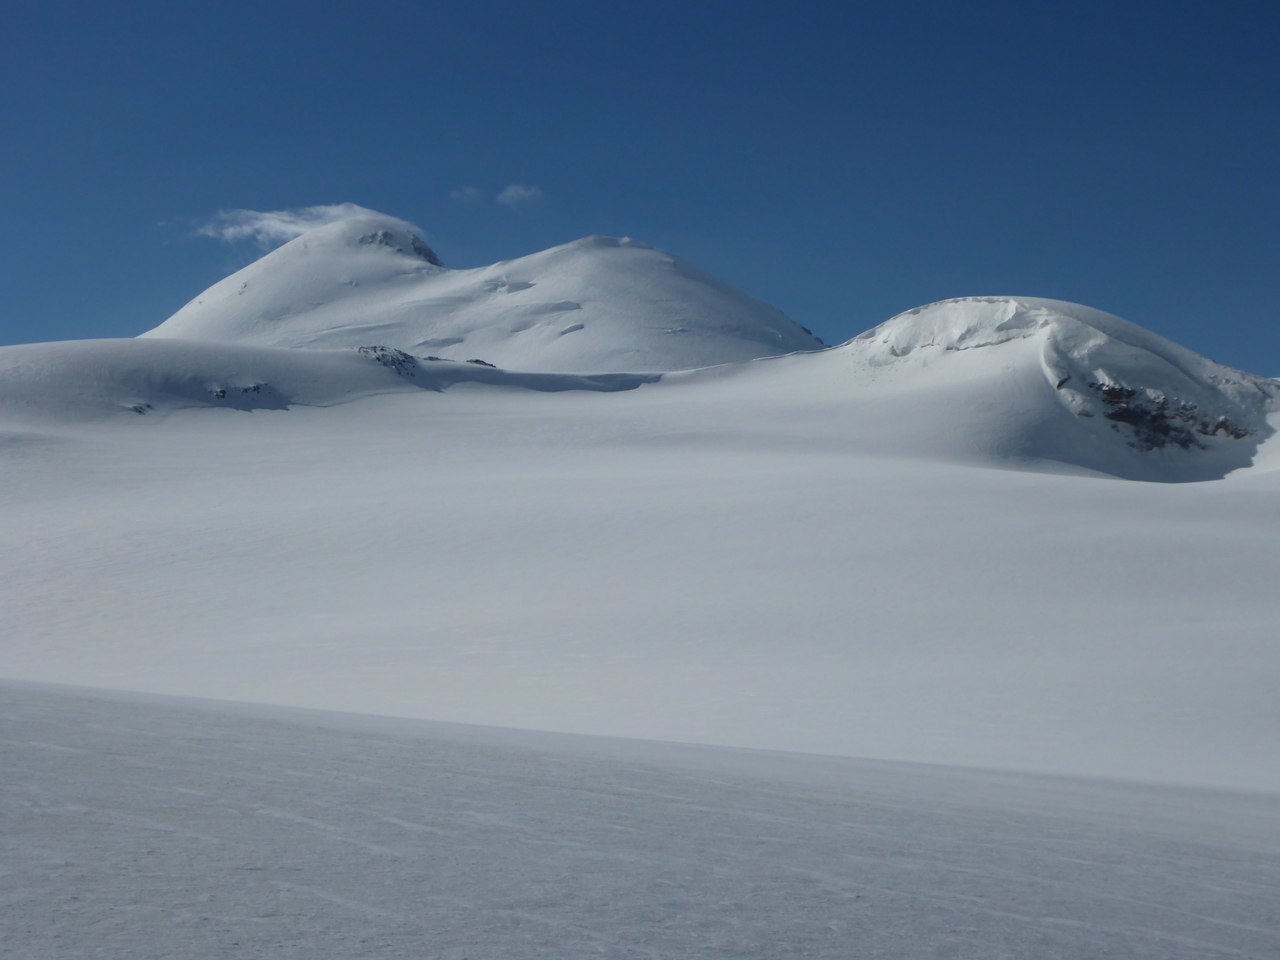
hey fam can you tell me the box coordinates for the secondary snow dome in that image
[841,296,1274,479]
[143,209,824,373]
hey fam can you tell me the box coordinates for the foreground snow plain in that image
[5,680,1278,959]
[3,212,1279,954]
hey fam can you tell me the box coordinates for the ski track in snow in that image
[3,681,1279,960]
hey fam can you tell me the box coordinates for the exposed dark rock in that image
[409,236,443,266]
[357,230,443,267]
[209,383,268,401]
[357,345,420,377]
[1086,380,1250,452]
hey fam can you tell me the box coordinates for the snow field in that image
[4,681,1278,960]
[2,370,1278,792]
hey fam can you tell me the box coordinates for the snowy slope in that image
[141,210,823,372]
[6,681,1279,960]
[4,293,1280,791]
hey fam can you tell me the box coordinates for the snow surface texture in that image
[5,681,1279,960]
[142,211,823,372]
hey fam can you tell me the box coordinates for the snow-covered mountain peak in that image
[141,210,822,372]
[276,212,443,265]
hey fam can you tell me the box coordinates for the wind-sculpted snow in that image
[142,213,823,372]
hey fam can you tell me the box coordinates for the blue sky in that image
[3,1,1277,370]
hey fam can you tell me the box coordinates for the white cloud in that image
[450,186,483,203]
[197,203,402,247]
[496,184,545,208]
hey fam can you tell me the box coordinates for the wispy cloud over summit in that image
[197,204,407,247]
